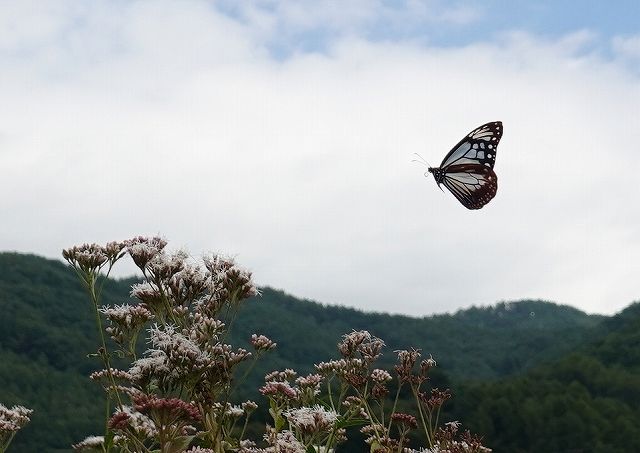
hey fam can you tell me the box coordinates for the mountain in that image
[0,252,626,452]
[451,302,640,453]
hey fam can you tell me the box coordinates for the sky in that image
[1,0,640,316]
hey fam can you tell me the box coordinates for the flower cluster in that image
[62,236,489,453]
[65,237,266,452]
[0,404,32,451]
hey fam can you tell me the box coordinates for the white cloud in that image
[0,1,639,316]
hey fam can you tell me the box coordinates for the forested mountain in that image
[452,302,640,452]
[0,252,636,452]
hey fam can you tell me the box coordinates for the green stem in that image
[89,274,123,409]
[412,385,431,448]
[386,382,403,431]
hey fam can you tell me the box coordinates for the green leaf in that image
[336,418,368,429]
[165,435,195,453]
[103,431,115,450]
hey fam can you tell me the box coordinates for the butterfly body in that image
[424,121,502,210]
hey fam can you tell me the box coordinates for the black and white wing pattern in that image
[426,121,502,210]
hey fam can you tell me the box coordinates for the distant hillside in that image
[0,252,615,452]
[451,302,640,452]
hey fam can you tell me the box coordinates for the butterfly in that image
[418,121,503,210]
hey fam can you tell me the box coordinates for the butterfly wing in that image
[440,121,502,169]
[440,164,498,210]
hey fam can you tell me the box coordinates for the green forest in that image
[0,252,638,452]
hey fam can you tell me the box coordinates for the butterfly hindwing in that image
[441,164,498,210]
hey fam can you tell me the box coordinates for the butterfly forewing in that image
[440,121,502,169]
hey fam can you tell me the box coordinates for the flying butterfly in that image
[417,121,503,210]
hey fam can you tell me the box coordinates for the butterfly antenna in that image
[412,152,432,167]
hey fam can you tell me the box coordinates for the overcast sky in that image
[1,1,640,316]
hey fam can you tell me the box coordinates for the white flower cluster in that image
[284,405,338,434]
[0,403,32,432]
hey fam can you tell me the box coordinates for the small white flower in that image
[370,369,392,383]
[284,405,338,434]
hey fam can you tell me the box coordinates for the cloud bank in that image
[1,1,639,315]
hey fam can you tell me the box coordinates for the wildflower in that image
[295,373,323,389]
[315,358,365,380]
[132,394,201,432]
[241,400,258,413]
[126,236,167,270]
[226,404,244,418]
[89,368,133,382]
[419,388,452,411]
[251,334,277,351]
[314,448,335,453]
[238,439,264,453]
[338,330,371,358]
[395,349,422,383]
[336,330,385,362]
[104,241,127,261]
[259,381,300,401]
[0,404,32,431]
[146,324,213,376]
[315,358,349,375]
[265,369,297,381]
[284,405,338,434]
[63,243,109,273]
[371,382,389,400]
[265,429,306,453]
[203,254,258,301]
[100,304,153,348]
[391,413,418,430]
[190,313,225,343]
[0,403,32,449]
[108,406,157,438]
[100,304,153,329]
[128,351,171,384]
[167,264,209,306]
[108,411,131,430]
[130,281,163,307]
[420,356,437,378]
[371,369,392,383]
[147,250,188,281]
[72,435,106,451]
